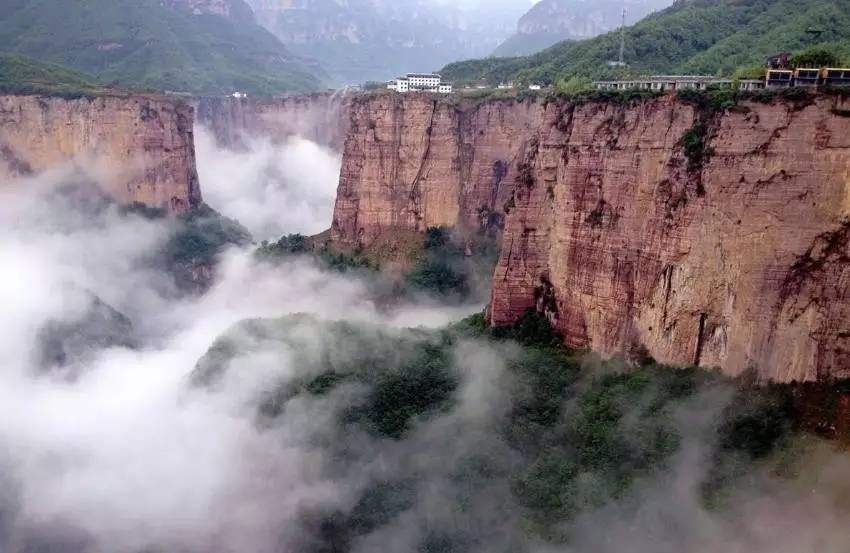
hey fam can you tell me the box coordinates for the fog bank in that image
[0,140,848,553]
[195,126,342,241]
[0,159,475,552]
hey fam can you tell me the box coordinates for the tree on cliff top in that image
[791,47,844,68]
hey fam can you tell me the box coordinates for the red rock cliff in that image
[333,92,850,381]
[0,94,201,212]
[331,93,545,245]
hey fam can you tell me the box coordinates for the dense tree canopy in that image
[441,0,850,86]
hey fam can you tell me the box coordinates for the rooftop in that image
[594,75,732,83]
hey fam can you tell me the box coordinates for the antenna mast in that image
[618,6,626,65]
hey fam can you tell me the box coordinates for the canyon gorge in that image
[196,92,351,151]
[2,86,850,553]
[331,92,850,381]
[5,1,850,550]
[3,89,849,382]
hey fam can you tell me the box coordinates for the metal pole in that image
[618,6,626,65]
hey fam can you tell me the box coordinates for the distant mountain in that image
[245,0,529,84]
[0,0,326,96]
[442,0,850,86]
[164,0,256,21]
[493,0,673,57]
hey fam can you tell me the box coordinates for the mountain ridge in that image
[0,0,326,96]
[493,0,673,57]
[442,0,850,86]
[245,0,528,84]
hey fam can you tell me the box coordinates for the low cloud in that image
[195,126,342,241]
[0,159,481,552]
[0,139,848,553]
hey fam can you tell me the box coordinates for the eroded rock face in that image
[334,92,850,381]
[492,96,850,382]
[195,93,352,151]
[0,94,201,212]
[331,93,546,245]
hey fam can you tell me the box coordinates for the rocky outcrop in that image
[0,94,201,212]
[196,92,352,151]
[37,292,136,374]
[493,96,850,382]
[166,0,255,21]
[333,92,850,381]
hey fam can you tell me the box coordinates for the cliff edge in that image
[332,92,850,381]
[331,93,546,245]
[0,94,201,212]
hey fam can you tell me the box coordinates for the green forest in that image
[0,52,106,97]
[192,307,850,552]
[441,0,850,87]
[0,0,324,95]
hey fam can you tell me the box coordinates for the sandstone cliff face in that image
[196,93,351,151]
[334,92,850,381]
[332,93,545,245]
[492,96,850,382]
[0,94,201,212]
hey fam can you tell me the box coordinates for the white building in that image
[387,73,453,94]
[388,77,410,92]
[408,73,441,89]
[528,84,542,91]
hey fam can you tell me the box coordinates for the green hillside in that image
[192,309,850,551]
[491,0,673,58]
[441,0,850,86]
[493,32,576,58]
[0,0,325,96]
[0,52,106,97]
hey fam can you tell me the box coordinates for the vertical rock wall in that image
[331,93,545,245]
[0,94,201,212]
[334,92,850,380]
[491,96,850,381]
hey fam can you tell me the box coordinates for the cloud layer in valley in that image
[0,158,477,552]
[0,146,848,553]
[195,127,342,241]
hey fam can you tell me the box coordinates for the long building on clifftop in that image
[387,73,453,94]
